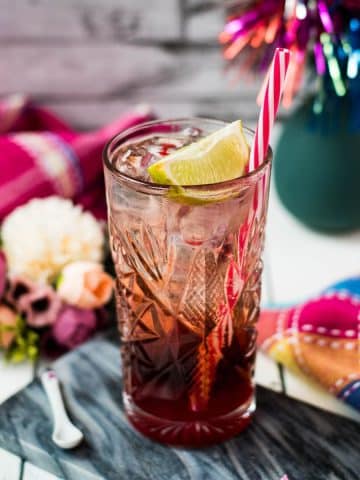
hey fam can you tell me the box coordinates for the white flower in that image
[2,197,105,283]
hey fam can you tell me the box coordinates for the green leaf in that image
[55,274,63,290]
[3,315,40,363]
[27,331,39,344]
[27,345,39,360]
[6,348,26,363]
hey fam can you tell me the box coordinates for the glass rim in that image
[103,117,272,194]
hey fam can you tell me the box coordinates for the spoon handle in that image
[41,369,72,428]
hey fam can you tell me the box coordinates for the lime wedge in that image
[147,120,249,188]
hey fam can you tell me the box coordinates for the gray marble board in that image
[0,329,359,480]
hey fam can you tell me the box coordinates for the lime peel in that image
[147,120,250,188]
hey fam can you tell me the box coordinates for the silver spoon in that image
[41,369,83,449]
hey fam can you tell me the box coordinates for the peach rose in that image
[57,261,113,309]
[0,304,17,349]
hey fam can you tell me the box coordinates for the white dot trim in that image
[345,330,356,337]
[302,324,313,331]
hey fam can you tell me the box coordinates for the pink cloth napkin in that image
[0,95,153,220]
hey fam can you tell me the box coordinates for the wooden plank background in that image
[0,0,265,130]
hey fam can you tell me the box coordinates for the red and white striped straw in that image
[249,48,291,171]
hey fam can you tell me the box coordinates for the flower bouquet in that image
[0,196,114,362]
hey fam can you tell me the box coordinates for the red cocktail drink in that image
[104,119,271,446]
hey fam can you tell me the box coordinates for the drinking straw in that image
[249,48,291,171]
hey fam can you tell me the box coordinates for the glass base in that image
[124,393,255,447]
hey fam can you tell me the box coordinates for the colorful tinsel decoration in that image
[220,1,360,129]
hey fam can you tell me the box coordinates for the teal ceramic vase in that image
[274,97,360,231]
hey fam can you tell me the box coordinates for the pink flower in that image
[6,276,34,307]
[18,285,62,328]
[6,276,62,328]
[51,306,97,349]
[57,261,113,309]
[0,304,17,348]
[0,252,7,300]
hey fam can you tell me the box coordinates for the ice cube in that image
[178,204,232,247]
[181,127,202,138]
[110,129,206,181]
